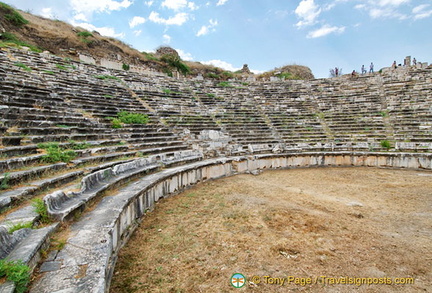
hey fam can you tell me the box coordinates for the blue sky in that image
[4,0,432,78]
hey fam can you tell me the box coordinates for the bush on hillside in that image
[0,2,29,26]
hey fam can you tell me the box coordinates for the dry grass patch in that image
[110,167,432,293]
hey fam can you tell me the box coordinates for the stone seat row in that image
[0,150,203,293]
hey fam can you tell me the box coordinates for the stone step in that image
[0,223,59,285]
[0,170,84,212]
[45,151,202,222]
[0,163,67,188]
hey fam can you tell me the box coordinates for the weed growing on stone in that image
[122,63,130,71]
[117,111,149,124]
[217,81,232,87]
[0,173,9,190]
[379,111,389,117]
[68,140,91,150]
[94,75,120,81]
[37,142,77,163]
[380,140,391,150]
[56,124,70,128]
[111,118,122,129]
[0,259,30,293]
[31,198,50,224]
[7,222,33,234]
[77,31,92,38]
[14,62,31,72]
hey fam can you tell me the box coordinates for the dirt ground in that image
[110,167,432,293]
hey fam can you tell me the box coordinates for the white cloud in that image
[216,0,229,6]
[196,19,218,36]
[70,0,132,21]
[149,11,189,25]
[413,4,432,20]
[295,0,321,27]
[145,1,154,6]
[72,21,125,38]
[307,24,345,38]
[161,0,198,11]
[355,0,410,19]
[176,48,193,61]
[133,30,142,36]
[202,60,240,72]
[129,16,146,28]
[41,7,54,19]
[163,34,172,43]
[74,13,88,22]
[376,0,410,7]
[70,0,132,14]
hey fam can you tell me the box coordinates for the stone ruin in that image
[0,47,431,292]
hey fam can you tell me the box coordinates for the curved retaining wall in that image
[30,152,432,293]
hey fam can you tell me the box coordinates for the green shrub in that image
[37,142,60,150]
[160,54,190,76]
[111,118,122,129]
[206,93,216,98]
[117,111,149,124]
[0,259,30,293]
[206,73,220,79]
[0,172,9,190]
[8,222,33,234]
[38,142,77,163]
[77,31,93,38]
[380,140,391,150]
[142,52,159,61]
[122,63,130,71]
[221,71,234,79]
[0,2,29,27]
[31,198,50,224]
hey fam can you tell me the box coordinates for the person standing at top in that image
[369,62,374,73]
[361,65,366,75]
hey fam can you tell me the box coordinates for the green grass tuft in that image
[38,142,77,163]
[0,259,30,293]
[94,75,121,81]
[117,111,149,124]
[14,62,32,71]
[7,222,33,234]
[380,140,392,150]
[0,172,10,190]
[31,198,50,224]
[77,31,93,38]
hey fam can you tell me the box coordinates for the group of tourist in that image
[351,58,419,77]
[351,62,374,77]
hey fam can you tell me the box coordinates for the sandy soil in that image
[110,167,432,293]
